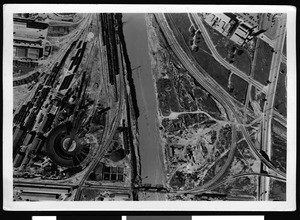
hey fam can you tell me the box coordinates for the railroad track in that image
[178,172,286,195]
[155,14,286,182]
[74,14,126,201]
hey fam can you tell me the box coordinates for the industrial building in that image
[45,123,91,167]
[235,13,259,29]
[230,22,255,46]
[203,13,257,46]
[203,13,238,37]
[13,16,51,62]
[88,162,125,182]
[48,26,70,36]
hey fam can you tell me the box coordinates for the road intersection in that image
[155,13,286,198]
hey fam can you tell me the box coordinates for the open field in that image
[156,78,181,116]
[253,39,273,84]
[164,13,231,93]
[269,179,286,201]
[230,74,248,104]
[261,13,280,40]
[211,139,259,197]
[270,120,287,172]
[203,22,252,75]
[270,137,286,174]
[164,13,211,54]
[274,62,287,117]
[13,61,39,77]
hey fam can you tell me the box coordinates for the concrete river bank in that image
[122,13,166,192]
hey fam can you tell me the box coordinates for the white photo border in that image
[3,4,297,211]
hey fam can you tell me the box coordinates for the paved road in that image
[191,13,267,93]
[242,13,265,122]
[273,111,287,126]
[13,14,92,82]
[158,14,241,191]
[156,13,286,183]
[259,13,287,201]
[191,14,286,179]
[180,172,286,195]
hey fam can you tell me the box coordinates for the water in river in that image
[122,13,165,187]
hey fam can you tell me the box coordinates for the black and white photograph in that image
[2,4,296,211]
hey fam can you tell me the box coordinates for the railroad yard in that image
[11,11,288,202]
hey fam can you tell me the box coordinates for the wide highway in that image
[178,171,286,195]
[158,14,243,191]
[259,13,286,201]
[242,13,265,122]
[191,13,287,199]
[155,13,286,183]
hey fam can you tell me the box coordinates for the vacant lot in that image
[253,39,273,84]
[165,13,211,54]
[170,171,186,189]
[269,179,286,201]
[200,94,222,119]
[203,22,252,75]
[261,13,280,40]
[13,64,36,77]
[156,78,181,116]
[165,13,230,91]
[271,131,286,173]
[272,118,286,136]
[213,174,257,197]
[13,85,30,110]
[230,74,249,104]
[274,62,287,117]
[80,188,103,201]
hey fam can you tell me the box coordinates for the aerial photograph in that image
[11,12,287,202]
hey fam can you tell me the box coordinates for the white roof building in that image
[204,13,235,36]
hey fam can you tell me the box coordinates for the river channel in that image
[122,13,166,188]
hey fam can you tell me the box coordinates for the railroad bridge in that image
[134,184,170,193]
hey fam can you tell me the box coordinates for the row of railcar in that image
[14,103,30,125]
[45,62,60,86]
[100,13,120,86]
[32,42,79,135]
[68,49,81,71]
[45,40,77,87]
[73,42,86,73]
[58,40,78,70]
[34,87,51,110]
[13,39,78,88]
[12,41,80,161]
[13,86,49,156]
[107,14,119,76]
[69,41,87,73]
[13,126,26,157]
[59,74,75,91]
[13,81,44,126]
[23,110,38,132]
[13,71,41,87]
